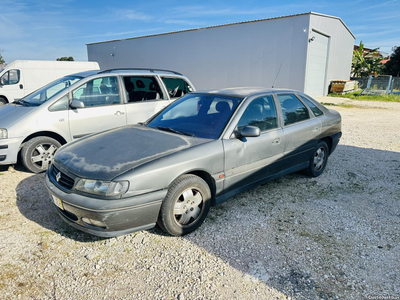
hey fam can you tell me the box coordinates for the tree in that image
[0,51,5,65]
[384,46,400,76]
[56,56,74,61]
[352,41,383,77]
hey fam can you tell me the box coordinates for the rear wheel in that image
[21,136,61,173]
[158,175,211,236]
[304,141,329,177]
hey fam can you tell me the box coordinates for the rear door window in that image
[297,94,324,117]
[123,76,165,102]
[277,94,310,126]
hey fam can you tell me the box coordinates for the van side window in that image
[73,76,120,107]
[278,94,310,126]
[0,69,20,85]
[161,77,193,98]
[123,76,165,102]
[237,95,278,132]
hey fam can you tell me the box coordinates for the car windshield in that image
[15,75,83,107]
[147,93,243,139]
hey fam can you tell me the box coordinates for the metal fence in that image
[351,76,400,95]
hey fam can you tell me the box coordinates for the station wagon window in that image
[237,95,278,131]
[72,76,120,107]
[49,95,69,111]
[161,77,193,98]
[123,76,165,102]
[0,69,20,85]
[297,94,324,117]
[277,94,310,126]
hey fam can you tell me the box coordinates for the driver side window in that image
[0,69,20,85]
[72,76,120,107]
[237,96,278,132]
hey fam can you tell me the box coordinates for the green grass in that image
[328,91,400,102]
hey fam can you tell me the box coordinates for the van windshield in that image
[15,75,83,107]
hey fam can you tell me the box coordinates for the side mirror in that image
[237,126,260,138]
[70,99,84,109]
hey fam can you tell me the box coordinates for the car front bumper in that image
[0,137,23,165]
[45,173,166,237]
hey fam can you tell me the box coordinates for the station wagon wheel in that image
[0,97,7,107]
[21,136,62,173]
[304,140,329,177]
[158,174,211,236]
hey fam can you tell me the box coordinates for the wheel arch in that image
[21,131,68,148]
[183,170,216,200]
[319,136,332,155]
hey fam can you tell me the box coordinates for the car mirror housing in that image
[70,99,84,109]
[237,126,260,138]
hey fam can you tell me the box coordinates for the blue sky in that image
[1,0,399,63]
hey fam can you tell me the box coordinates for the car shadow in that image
[14,144,400,299]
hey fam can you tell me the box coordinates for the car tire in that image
[158,174,211,236]
[304,140,329,177]
[21,136,61,173]
[0,97,7,107]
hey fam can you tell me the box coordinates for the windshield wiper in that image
[13,99,30,106]
[156,126,195,137]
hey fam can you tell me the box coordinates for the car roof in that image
[193,87,302,98]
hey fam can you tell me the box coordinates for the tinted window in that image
[298,94,324,117]
[148,94,242,139]
[278,94,310,126]
[237,95,278,131]
[123,76,165,102]
[0,69,20,85]
[161,77,193,98]
[73,76,120,107]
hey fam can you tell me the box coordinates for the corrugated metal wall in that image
[87,13,354,96]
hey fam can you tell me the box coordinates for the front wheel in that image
[0,97,7,107]
[158,175,211,236]
[21,136,61,173]
[304,141,329,177]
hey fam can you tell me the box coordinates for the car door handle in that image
[273,138,280,144]
[312,127,320,132]
[114,111,125,116]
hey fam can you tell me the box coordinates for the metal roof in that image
[87,12,355,46]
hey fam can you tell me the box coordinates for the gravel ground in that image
[0,97,399,300]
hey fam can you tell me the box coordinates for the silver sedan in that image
[45,87,341,237]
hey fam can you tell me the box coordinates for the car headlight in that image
[75,179,129,197]
[0,129,7,139]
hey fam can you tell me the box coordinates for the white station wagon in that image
[0,68,195,173]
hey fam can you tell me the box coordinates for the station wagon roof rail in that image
[98,68,183,75]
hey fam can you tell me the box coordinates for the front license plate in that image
[52,195,64,210]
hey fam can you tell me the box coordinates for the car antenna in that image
[272,63,282,88]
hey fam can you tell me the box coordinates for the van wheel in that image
[0,97,7,107]
[21,136,61,173]
[158,175,211,236]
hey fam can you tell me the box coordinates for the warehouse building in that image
[87,12,355,97]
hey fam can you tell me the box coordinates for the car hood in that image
[0,104,36,127]
[54,125,211,180]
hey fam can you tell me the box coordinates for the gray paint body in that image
[46,87,342,237]
[87,12,354,97]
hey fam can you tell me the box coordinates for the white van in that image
[0,60,100,106]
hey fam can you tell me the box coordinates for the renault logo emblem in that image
[56,172,61,182]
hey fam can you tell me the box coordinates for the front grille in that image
[50,165,75,190]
